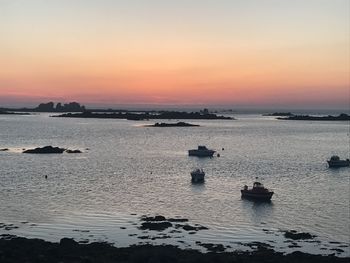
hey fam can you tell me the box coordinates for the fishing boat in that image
[241,181,274,201]
[188,146,215,157]
[327,155,350,168]
[191,169,205,182]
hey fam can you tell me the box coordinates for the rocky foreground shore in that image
[0,236,348,263]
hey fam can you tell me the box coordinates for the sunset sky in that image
[0,0,349,109]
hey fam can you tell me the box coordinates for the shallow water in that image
[0,113,349,256]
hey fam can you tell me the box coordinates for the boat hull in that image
[188,150,215,157]
[241,190,274,201]
[191,173,205,182]
[327,160,350,168]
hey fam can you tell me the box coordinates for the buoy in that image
[222,148,224,151]
[217,153,221,157]
[45,175,47,179]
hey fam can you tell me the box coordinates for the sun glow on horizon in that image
[0,0,349,108]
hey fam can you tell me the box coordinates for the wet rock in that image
[0,234,16,240]
[284,230,315,240]
[139,221,172,231]
[244,241,274,250]
[23,146,66,154]
[0,236,348,263]
[0,148,9,151]
[197,242,226,252]
[60,238,78,248]
[182,224,208,231]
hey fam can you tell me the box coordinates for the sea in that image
[0,113,349,256]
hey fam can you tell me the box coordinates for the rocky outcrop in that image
[147,122,200,127]
[283,230,315,240]
[278,113,350,121]
[23,146,66,154]
[22,146,83,154]
[0,236,348,263]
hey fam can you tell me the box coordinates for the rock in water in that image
[23,146,66,154]
[65,149,82,153]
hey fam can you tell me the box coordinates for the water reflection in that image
[241,199,274,223]
[190,181,206,192]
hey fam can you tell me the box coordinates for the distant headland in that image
[278,113,349,121]
[52,110,233,120]
[0,103,233,121]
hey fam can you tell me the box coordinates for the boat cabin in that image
[330,155,340,161]
[198,146,209,150]
[253,182,264,189]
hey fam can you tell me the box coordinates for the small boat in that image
[188,146,215,157]
[191,169,205,182]
[241,181,274,201]
[327,155,350,168]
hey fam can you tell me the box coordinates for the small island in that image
[52,110,233,120]
[145,122,200,127]
[263,112,294,116]
[278,113,350,121]
[0,110,30,115]
[22,146,82,154]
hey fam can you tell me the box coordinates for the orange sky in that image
[0,0,349,108]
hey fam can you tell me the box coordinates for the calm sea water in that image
[0,113,349,256]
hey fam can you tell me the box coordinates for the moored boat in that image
[241,181,274,201]
[327,155,350,168]
[191,169,205,182]
[188,146,215,157]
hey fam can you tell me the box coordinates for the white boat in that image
[327,155,350,168]
[188,146,215,157]
[241,181,274,201]
[191,169,205,182]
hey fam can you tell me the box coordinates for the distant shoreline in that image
[0,236,348,263]
[51,111,233,120]
[277,114,349,121]
[0,110,31,115]
[263,112,294,116]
